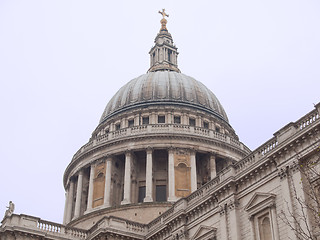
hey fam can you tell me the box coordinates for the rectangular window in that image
[115,123,121,130]
[189,118,195,126]
[128,119,134,127]
[216,127,220,133]
[142,116,149,125]
[156,185,167,202]
[203,121,209,129]
[138,186,146,203]
[158,115,165,123]
[174,116,181,124]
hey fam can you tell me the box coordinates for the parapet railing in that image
[1,214,87,239]
[234,107,319,174]
[37,219,87,238]
[72,124,248,160]
[89,216,147,235]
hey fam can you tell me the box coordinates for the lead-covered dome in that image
[99,71,228,124]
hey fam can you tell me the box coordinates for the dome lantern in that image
[148,9,180,73]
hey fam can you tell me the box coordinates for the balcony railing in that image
[73,124,248,160]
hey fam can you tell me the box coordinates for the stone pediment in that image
[191,225,217,240]
[245,192,276,216]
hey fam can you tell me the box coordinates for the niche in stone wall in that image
[174,149,191,198]
[92,162,106,208]
[196,153,210,187]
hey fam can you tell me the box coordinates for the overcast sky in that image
[0,0,319,224]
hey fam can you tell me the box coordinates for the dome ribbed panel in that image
[100,72,229,123]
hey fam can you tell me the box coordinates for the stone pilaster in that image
[144,148,153,202]
[73,170,84,219]
[290,162,312,237]
[219,204,228,240]
[121,151,132,205]
[104,157,112,207]
[270,205,280,240]
[228,198,240,240]
[190,150,197,192]
[278,166,297,240]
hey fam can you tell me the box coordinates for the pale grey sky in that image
[0,0,319,224]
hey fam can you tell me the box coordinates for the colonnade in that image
[63,149,218,224]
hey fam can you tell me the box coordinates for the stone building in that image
[1,11,320,240]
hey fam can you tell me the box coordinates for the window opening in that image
[174,116,181,124]
[138,186,146,203]
[128,119,134,127]
[158,115,165,123]
[142,116,149,125]
[156,185,167,202]
[189,118,195,126]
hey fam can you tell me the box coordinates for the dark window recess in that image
[138,186,146,203]
[216,127,220,133]
[189,118,195,126]
[115,124,121,130]
[142,117,149,125]
[105,129,110,134]
[174,116,181,124]
[128,119,134,127]
[158,115,165,123]
[156,185,167,202]
[168,49,172,62]
[203,121,209,129]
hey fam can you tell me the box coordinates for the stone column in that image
[121,152,132,205]
[144,148,153,202]
[63,191,69,224]
[210,153,216,179]
[190,150,197,192]
[86,163,96,212]
[65,179,75,223]
[168,148,176,201]
[104,157,112,207]
[73,170,84,219]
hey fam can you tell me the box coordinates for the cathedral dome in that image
[99,71,229,124]
[62,11,251,228]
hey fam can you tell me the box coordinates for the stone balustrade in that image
[1,214,87,239]
[38,220,62,233]
[72,123,247,161]
[235,107,320,174]
[296,107,319,131]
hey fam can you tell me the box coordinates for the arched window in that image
[259,215,272,240]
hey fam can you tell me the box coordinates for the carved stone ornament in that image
[3,201,14,219]
[244,192,276,218]
[191,225,217,240]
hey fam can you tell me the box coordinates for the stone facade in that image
[1,13,320,240]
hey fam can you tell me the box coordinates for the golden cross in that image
[158,9,169,19]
